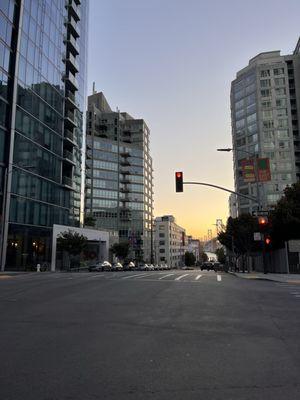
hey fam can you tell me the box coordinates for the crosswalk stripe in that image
[122,273,149,280]
[217,275,222,282]
[134,273,153,279]
[175,274,189,281]
[195,274,202,281]
[159,273,174,280]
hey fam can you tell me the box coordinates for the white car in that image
[102,261,112,271]
[149,264,155,271]
[112,262,123,271]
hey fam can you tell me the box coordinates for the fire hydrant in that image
[37,263,41,272]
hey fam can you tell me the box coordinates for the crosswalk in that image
[0,271,226,283]
[275,282,300,301]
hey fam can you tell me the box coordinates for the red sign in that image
[258,158,271,182]
[242,159,255,183]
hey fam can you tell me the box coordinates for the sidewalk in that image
[229,271,300,283]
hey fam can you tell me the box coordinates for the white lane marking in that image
[122,273,149,280]
[217,275,222,282]
[195,274,202,281]
[159,273,175,280]
[89,274,105,278]
[134,273,153,279]
[175,274,189,281]
[293,295,300,298]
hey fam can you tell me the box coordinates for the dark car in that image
[201,261,214,271]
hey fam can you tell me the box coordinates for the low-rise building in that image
[154,215,186,268]
[187,236,201,261]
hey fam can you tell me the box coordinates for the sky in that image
[87,0,300,240]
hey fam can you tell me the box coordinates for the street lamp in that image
[217,147,261,211]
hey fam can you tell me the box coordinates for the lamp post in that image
[217,147,261,211]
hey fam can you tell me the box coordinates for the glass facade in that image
[0,0,88,270]
[231,51,297,215]
[86,92,154,263]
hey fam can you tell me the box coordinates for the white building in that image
[154,215,187,268]
[187,236,201,261]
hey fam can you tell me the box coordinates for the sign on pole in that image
[242,159,255,183]
[254,232,262,241]
[258,158,271,182]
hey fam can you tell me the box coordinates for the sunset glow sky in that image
[87,0,300,239]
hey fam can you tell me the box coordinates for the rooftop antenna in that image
[92,81,96,94]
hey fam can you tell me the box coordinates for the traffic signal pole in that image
[182,181,258,202]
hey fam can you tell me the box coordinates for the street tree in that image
[185,251,196,266]
[215,247,226,264]
[111,241,130,261]
[270,182,300,245]
[84,213,96,227]
[57,230,88,269]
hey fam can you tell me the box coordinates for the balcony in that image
[64,34,79,56]
[63,71,79,91]
[120,168,131,175]
[120,159,130,167]
[65,110,77,128]
[63,52,79,74]
[63,149,76,165]
[120,187,130,193]
[64,129,77,146]
[66,0,81,21]
[120,177,130,184]
[63,176,75,189]
[64,16,80,38]
[65,91,79,110]
[120,150,130,157]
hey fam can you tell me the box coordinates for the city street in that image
[1,270,300,400]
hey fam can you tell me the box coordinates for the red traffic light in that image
[265,236,271,246]
[175,171,183,192]
[258,216,268,225]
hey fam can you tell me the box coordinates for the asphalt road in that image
[1,270,300,400]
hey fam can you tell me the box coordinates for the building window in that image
[261,70,270,77]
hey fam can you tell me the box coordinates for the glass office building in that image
[0,0,88,270]
[86,92,154,263]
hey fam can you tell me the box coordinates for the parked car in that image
[89,260,112,272]
[154,264,160,270]
[139,264,148,271]
[201,261,214,271]
[112,262,123,271]
[124,261,136,271]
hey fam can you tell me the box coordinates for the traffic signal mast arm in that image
[182,181,257,202]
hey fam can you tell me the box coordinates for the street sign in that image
[241,159,255,183]
[252,210,269,217]
[254,232,262,241]
[258,158,271,182]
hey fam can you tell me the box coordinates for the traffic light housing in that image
[258,216,268,232]
[175,171,183,192]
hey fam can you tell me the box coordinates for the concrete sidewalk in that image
[229,271,300,283]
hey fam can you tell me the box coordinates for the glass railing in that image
[63,176,74,187]
[64,149,75,162]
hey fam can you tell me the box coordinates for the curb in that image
[228,271,281,282]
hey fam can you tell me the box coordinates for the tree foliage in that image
[57,230,88,256]
[84,214,96,227]
[218,214,259,256]
[111,241,130,260]
[215,247,226,264]
[270,182,300,245]
[185,251,196,266]
[200,252,208,263]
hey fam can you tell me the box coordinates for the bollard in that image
[37,263,41,272]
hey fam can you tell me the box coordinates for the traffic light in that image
[258,216,268,232]
[175,171,183,192]
[264,235,272,249]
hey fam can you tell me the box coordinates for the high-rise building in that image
[231,39,300,215]
[85,91,154,263]
[0,0,88,270]
[154,215,186,268]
